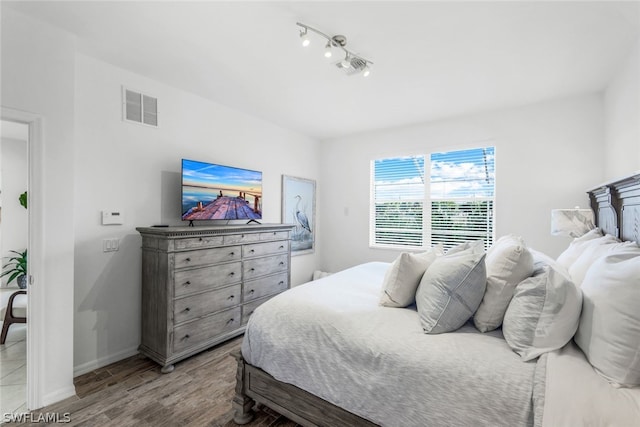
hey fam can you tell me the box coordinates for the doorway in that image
[0,108,44,412]
[0,119,29,414]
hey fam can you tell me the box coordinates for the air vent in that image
[122,87,158,127]
[334,57,368,76]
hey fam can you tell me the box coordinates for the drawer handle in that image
[248,311,254,316]
[228,295,235,300]
[249,268,255,272]
[249,289,255,295]
[199,237,203,241]
[279,262,285,266]
[279,245,284,249]
[185,257,191,262]
[279,281,284,286]
[184,281,191,286]
[250,249,255,253]
[227,318,235,325]
[229,272,235,276]
[230,252,235,256]
[183,334,190,340]
[184,307,191,312]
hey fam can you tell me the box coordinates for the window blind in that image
[430,147,495,250]
[371,156,425,247]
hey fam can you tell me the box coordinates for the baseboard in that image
[73,346,140,377]
[42,385,76,408]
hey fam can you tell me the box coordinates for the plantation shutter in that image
[371,156,425,248]
[430,147,495,251]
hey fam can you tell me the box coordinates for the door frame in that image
[1,106,44,410]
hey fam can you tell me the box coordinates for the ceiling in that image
[4,1,640,140]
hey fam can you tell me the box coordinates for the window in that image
[371,147,495,250]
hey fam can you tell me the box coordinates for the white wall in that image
[1,8,77,405]
[72,54,320,374]
[1,135,29,284]
[318,94,604,272]
[604,39,640,180]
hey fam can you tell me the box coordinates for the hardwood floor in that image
[14,337,299,426]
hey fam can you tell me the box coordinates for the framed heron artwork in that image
[282,175,316,255]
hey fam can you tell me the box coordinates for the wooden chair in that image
[1,290,26,344]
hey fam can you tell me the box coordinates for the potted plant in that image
[1,249,27,289]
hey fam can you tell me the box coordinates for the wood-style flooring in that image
[13,336,299,427]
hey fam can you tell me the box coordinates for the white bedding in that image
[242,262,542,426]
[542,342,640,426]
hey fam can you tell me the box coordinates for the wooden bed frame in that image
[231,172,640,427]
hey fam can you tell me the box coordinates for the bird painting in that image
[294,195,312,233]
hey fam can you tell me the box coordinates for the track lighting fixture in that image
[296,22,373,77]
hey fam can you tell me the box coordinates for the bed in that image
[231,172,640,427]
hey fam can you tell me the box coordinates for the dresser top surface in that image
[136,223,295,238]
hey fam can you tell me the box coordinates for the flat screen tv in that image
[181,159,262,222]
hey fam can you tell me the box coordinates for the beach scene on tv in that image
[182,160,262,221]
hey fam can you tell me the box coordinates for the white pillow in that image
[568,240,640,286]
[502,263,582,361]
[530,248,566,271]
[574,252,640,387]
[445,240,481,255]
[416,240,486,334]
[379,247,443,307]
[473,235,534,332]
[555,228,604,270]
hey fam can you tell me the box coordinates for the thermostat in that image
[102,210,124,225]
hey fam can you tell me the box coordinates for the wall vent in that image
[122,87,158,127]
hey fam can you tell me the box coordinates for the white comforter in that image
[242,262,542,426]
[542,342,640,426]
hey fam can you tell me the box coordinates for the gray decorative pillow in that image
[502,263,582,361]
[379,247,443,307]
[416,241,486,334]
[474,235,534,332]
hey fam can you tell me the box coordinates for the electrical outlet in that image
[103,238,120,252]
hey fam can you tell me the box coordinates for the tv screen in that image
[181,159,262,221]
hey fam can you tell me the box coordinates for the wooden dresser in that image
[136,224,294,373]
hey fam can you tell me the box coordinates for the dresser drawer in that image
[243,273,288,303]
[260,231,290,241]
[174,235,223,250]
[174,262,240,297]
[242,296,272,325]
[223,233,260,245]
[242,240,288,258]
[243,254,289,280]
[174,246,240,269]
[174,284,241,324]
[173,307,241,353]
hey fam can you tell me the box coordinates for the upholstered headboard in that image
[588,172,640,244]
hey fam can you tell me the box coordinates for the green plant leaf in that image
[19,191,27,209]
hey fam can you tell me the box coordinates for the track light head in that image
[300,29,310,47]
[363,66,371,77]
[324,42,332,58]
[341,54,351,69]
